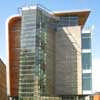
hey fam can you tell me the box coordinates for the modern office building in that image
[6,5,91,100]
[0,58,7,100]
[82,29,92,94]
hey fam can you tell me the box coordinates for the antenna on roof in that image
[25,0,27,6]
[23,0,41,6]
[32,0,41,5]
[17,0,43,15]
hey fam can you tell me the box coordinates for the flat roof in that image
[9,9,90,29]
[54,9,90,28]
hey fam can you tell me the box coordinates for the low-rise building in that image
[0,58,7,100]
[93,92,100,100]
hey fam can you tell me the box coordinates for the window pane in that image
[82,37,91,49]
[82,73,92,90]
[82,33,91,37]
[59,16,79,27]
[82,33,91,49]
[83,73,92,78]
[82,53,91,70]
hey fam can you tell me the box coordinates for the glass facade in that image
[82,53,92,70]
[35,8,49,96]
[19,9,37,100]
[82,73,92,90]
[81,32,92,94]
[82,33,91,49]
[19,6,57,100]
[59,16,79,27]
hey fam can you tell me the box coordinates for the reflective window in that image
[82,73,92,90]
[82,33,91,49]
[59,16,79,27]
[82,53,92,70]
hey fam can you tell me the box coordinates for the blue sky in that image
[0,0,100,92]
[0,0,99,62]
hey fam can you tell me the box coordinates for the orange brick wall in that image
[94,95,100,100]
[8,16,21,97]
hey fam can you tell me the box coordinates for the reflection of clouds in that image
[92,58,100,93]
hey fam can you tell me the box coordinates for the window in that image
[82,53,92,70]
[82,33,91,49]
[82,73,92,90]
[59,16,79,27]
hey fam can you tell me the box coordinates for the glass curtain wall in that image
[59,16,79,27]
[35,7,49,96]
[82,33,91,49]
[19,8,37,100]
[81,32,92,94]
[18,6,57,100]
[36,7,57,96]
[82,73,92,90]
[82,53,92,70]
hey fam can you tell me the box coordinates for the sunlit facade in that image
[7,5,91,100]
[82,29,92,94]
[19,6,57,99]
[7,16,21,100]
[0,59,7,100]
